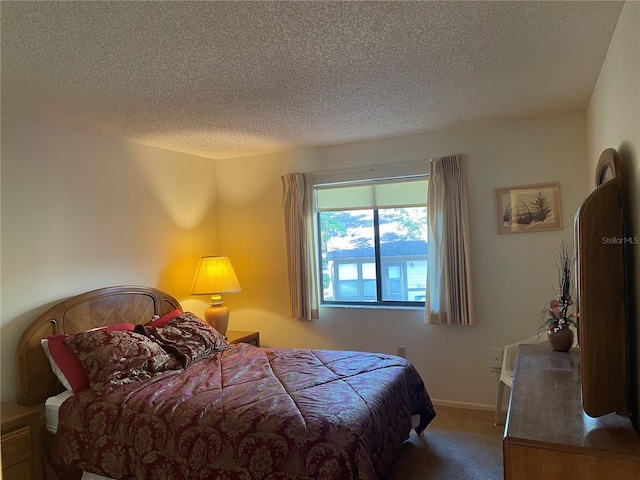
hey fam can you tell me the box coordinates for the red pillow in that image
[43,323,135,393]
[149,308,182,328]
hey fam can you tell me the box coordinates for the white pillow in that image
[41,338,73,391]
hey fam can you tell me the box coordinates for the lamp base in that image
[203,304,230,336]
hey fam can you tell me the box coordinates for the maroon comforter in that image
[53,344,435,479]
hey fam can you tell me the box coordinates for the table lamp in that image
[191,255,241,336]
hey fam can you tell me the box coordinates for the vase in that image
[547,326,574,352]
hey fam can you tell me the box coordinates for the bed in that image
[16,285,435,480]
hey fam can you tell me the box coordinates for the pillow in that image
[64,329,181,386]
[136,312,228,368]
[41,323,135,393]
[148,308,182,328]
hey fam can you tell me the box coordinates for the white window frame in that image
[313,167,428,308]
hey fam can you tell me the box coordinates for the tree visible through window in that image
[316,177,428,305]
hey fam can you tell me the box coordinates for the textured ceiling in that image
[1,1,623,160]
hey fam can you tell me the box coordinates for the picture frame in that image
[494,182,562,234]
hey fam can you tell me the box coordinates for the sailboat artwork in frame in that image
[495,182,562,234]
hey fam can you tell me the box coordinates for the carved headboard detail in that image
[16,285,182,407]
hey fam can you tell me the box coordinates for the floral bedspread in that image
[53,344,435,480]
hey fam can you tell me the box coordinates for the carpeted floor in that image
[386,405,505,480]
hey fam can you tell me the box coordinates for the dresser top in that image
[1,402,38,426]
[505,344,640,460]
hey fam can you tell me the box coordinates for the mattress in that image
[81,473,113,480]
[44,390,74,434]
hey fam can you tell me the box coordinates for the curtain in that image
[425,155,474,325]
[281,173,319,320]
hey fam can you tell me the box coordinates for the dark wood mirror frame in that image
[574,148,628,417]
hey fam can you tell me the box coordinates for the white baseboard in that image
[431,398,503,412]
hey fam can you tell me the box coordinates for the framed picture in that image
[494,182,562,234]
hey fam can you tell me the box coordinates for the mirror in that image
[598,165,614,185]
[595,148,620,187]
[575,147,628,417]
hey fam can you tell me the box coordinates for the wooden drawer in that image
[2,425,32,466]
[1,403,42,480]
[3,458,33,480]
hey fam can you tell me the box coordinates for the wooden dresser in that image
[1,403,43,480]
[503,344,640,479]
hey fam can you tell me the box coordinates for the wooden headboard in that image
[16,285,182,407]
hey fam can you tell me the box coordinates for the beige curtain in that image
[281,173,319,320]
[425,155,474,325]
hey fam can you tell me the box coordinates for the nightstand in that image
[226,330,260,346]
[1,403,43,480]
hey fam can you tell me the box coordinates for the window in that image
[316,177,428,306]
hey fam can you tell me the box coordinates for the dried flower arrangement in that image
[541,240,578,336]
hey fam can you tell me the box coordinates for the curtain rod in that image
[311,159,429,177]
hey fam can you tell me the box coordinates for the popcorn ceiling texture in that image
[1,1,623,160]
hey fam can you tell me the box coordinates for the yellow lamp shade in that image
[191,256,241,296]
[191,256,241,335]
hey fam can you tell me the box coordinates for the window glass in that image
[338,263,358,280]
[363,280,377,298]
[318,188,427,306]
[338,281,359,299]
[362,262,376,279]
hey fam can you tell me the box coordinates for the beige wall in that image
[0,115,221,403]
[586,1,640,422]
[1,111,588,408]
[216,112,589,408]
